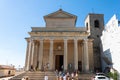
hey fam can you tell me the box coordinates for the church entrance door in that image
[55,55,63,71]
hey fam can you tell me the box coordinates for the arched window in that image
[94,20,99,28]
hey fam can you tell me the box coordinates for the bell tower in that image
[85,13,104,72]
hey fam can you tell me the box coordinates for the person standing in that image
[71,72,74,80]
[63,74,66,80]
[44,74,48,80]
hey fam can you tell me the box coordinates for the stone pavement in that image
[0,76,13,80]
[0,71,25,80]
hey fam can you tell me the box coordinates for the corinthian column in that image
[31,40,35,67]
[83,39,89,72]
[25,39,30,71]
[27,39,32,71]
[74,38,78,70]
[49,39,54,70]
[64,39,68,70]
[38,39,43,70]
[33,42,38,69]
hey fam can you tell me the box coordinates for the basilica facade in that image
[25,9,104,72]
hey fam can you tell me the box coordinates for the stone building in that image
[25,9,104,72]
[101,14,120,72]
[85,13,104,72]
[0,65,15,77]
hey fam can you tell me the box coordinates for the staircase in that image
[9,71,56,80]
[9,71,95,80]
[78,73,95,80]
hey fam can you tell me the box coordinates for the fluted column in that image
[83,39,89,72]
[31,40,35,66]
[74,38,78,70]
[49,39,54,70]
[33,42,38,69]
[38,39,43,70]
[82,43,84,72]
[28,40,32,70]
[64,39,68,70]
[25,39,30,71]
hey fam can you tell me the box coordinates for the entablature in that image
[29,31,90,37]
[26,36,88,41]
[31,27,86,32]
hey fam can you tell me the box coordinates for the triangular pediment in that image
[44,9,77,27]
[44,9,77,18]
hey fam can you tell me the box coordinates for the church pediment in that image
[44,9,77,18]
[44,9,77,28]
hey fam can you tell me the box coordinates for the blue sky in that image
[0,0,120,68]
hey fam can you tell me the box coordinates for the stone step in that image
[9,71,56,80]
[78,73,94,80]
[9,72,26,79]
[9,71,94,80]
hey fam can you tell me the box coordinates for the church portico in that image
[25,37,93,72]
[25,9,94,72]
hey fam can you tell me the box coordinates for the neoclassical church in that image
[25,9,104,72]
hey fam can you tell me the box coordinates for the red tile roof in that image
[0,65,15,70]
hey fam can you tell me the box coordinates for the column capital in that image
[30,38,36,42]
[63,38,68,41]
[49,38,54,41]
[49,37,54,40]
[83,38,88,40]
[83,39,88,43]
[39,38,44,41]
[74,37,79,40]
[30,38,33,41]
[32,40,38,45]
[50,40,53,45]
[74,38,78,41]
[64,39,68,44]
[88,39,94,42]
[25,38,34,43]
